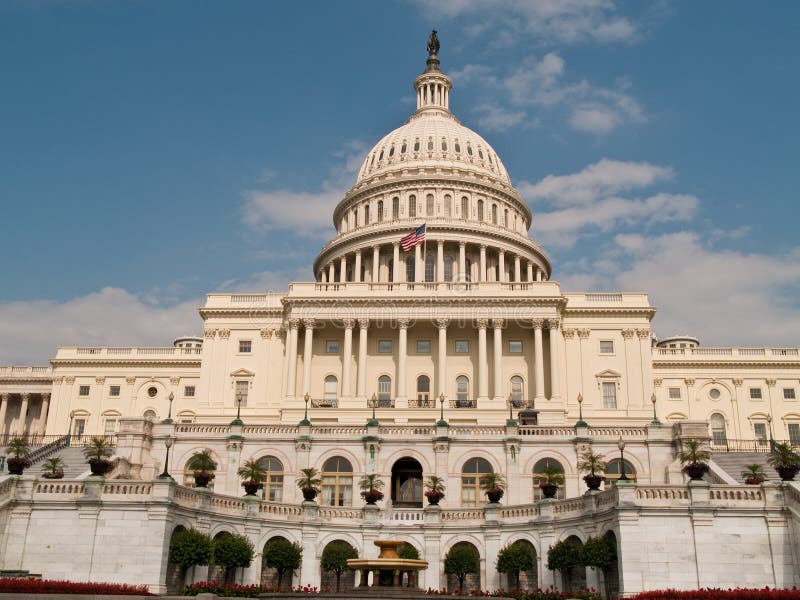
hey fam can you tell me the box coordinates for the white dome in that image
[356,110,511,186]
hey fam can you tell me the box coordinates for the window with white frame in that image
[789,423,800,446]
[103,417,118,436]
[456,375,470,404]
[378,375,392,405]
[510,376,524,407]
[784,388,797,400]
[710,413,727,445]
[184,385,195,397]
[754,422,768,446]
[508,340,523,353]
[602,382,617,408]
[599,340,614,354]
[668,387,681,400]
[750,388,763,400]
[323,375,338,404]
[238,340,252,353]
[235,380,249,407]
[326,340,340,353]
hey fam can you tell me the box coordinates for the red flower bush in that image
[630,589,800,600]
[0,578,152,595]
[184,581,320,597]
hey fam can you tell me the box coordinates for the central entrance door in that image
[391,457,423,507]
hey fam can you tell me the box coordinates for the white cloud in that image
[474,103,527,132]
[0,288,203,365]
[416,0,638,44]
[569,105,619,134]
[560,233,800,347]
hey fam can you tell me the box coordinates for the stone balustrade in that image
[654,346,800,359]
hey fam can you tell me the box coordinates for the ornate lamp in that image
[158,434,174,480]
[506,393,517,427]
[617,437,629,481]
[299,393,311,427]
[367,393,379,427]
[162,392,174,424]
[66,410,75,446]
[650,392,661,427]
[575,393,588,428]
[230,392,244,426]
[437,392,448,427]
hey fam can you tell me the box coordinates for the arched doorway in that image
[562,535,585,593]
[208,531,233,584]
[165,525,187,595]
[602,531,620,598]
[445,541,481,592]
[261,535,291,589]
[511,539,537,590]
[391,457,423,507]
[320,539,358,591]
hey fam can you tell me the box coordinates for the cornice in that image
[49,359,202,368]
[0,377,53,385]
[283,296,567,309]
[563,307,657,318]
[653,359,800,369]
[200,308,283,319]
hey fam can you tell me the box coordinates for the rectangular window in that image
[461,197,469,219]
[392,197,399,219]
[416,339,431,354]
[378,340,393,353]
[184,385,196,397]
[109,385,120,397]
[750,387,763,400]
[238,340,252,353]
[235,380,249,407]
[754,423,767,446]
[789,424,800,446]
[408,197,416,218]
[326,340,340,353]
[599,340,614,354]
[104,419,117,436]
[455,340,469,353]
[602,382,617,409]
[508,340,523,353]
[668,387,681,400]
[79,385,90,396]
[784,388,796,400]
[73,418,86,436]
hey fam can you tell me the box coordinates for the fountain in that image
[348,540,428,592]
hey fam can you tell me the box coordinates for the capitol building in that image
[1,36,800,596]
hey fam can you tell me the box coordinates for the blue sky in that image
[1,0,799,363]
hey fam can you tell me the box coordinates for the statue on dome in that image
[427,30,440,56]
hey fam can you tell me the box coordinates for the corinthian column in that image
[342,320,354,398]
[533,319,546,404]
[498,250,505,283]
[286,319,300,398]
[372,246,380,283]
[492,319,504,400]
[18,393,30,435]
[357,319,369,399]
[397,319,409,401]
[437,241,444,282]
[548,319,561,402]
[393,243,400,283]
[477,319,489,401]
[38,393,50,436]
[479,245,487,282]
[301,319,315,397]
[354,251,362,283]
[0,394,8,436]
[436,319,449,398]
[458,242,466,281]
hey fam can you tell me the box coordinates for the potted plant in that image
[424,475,446,505]
[741,464,767,485]
[479,471,506,503]
[296,467,322,501]
[768,442,800,481]
[186,449,217,488]
[237,458,267,496]
[83,436,114,476]
[358,474,385,504]
[679,439,712,481]
[578,449,607,491]
[41,457,65,479]
[538,464,565,499]
[5,437,31,475]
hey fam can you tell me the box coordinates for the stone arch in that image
[602,530,620,598]
[208,530,235,584]
[444,540,482,593]
[261,535,296,589]
[501,538,537,590]
[165,525,188,595]
[391,456,423,507]
[175,447,223,488]
[558,534,586,593]
[320,539,358,592]
[380,447,433,476]
[523,448,577,476]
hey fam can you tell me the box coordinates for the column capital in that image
[393,241,399,248]
[355,249,362,257]
[577,328,591,339]
[397,318,410,329]
[653,378,663,387]
[480,244,487,250]
[218,328,231,339]
[342,318,355,329]
[288,319,301,329]
[547,318,560,330]
[766,378,777,387]
[562,328,575,338]
[621,329,636,339]
[0,393,8,402]
[636,328,651,339]
[458,241,466,248]
[532,319,545,330]
[491,318,505,329]
[476,318,489,329]
[204,328,217,339]
[435,318,449,330]
[732,378,743,387]
[302,318,317,329]
[437,239,444,247]
[358,318,370,330]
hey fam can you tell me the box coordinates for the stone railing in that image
[654,347,799,359]
[0,366,53,377]
[55,347,202,359]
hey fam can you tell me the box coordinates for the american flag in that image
[400,224,426,252]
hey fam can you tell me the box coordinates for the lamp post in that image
[767,414,775,451]
[299,393,311,426]
[230,392,244,426]
[575,393,588,428]
[617,437,629,481]
[437,392,447,427]
[507,393,517,427]
[66,410,75,446]
[158,434,174,480]
[162,392,174,425]
[367,393,379,426]
[650,392,661,427]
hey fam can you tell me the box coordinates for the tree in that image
[496,542,534,590]
[398,543,420,560]
[169,529,213,569]
[320,541,358,592]
[263,538,303,590]
[213,533,254,583]
[444,544,480,593]
[547,539,583,590]
[582,536,617,598]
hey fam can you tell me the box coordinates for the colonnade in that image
[0,392,50,437]
[283,318,562,406]
[318,240,547,284]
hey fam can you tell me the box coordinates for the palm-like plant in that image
[186,449,217,473]
[41,457,65,479]
[237,458,267,484]
[424,475,446,505]
[768,442,800,481]
[359,474,385,503]
[741,464,767,485]
[578,450,607,476]
[6,437,30,459]
[479,471,506,492]
[82,436,113,462]
[678,439,712,481]
[296,467,322,491]
[539,464,565,486]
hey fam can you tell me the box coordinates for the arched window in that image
[710,413,727,445]
[510,376,524,407]
[143,409,157,420]
[257,456,284,502]
[323,375,338,405]
[378,375,392,406]
[425,253,435,282]
[461,457,492,507]
[477,199,485,222]
[426,194,434,216]
[392,197,400,219]
[461,197,469,219]
[504,209,509,228]
[444,256,454,282]
[417,375,431,406]
[427,137,434,151]
[444,195,452,217]
[408,195,417,218]
[605,459,636,487]
[353,208,358,229]
[377,200,384,222]
[456,375,470,406]
[364,204,370,225]
[492,204,498,224]
[533,458,565,501]
[321,457,353,507]
[406,256,415,282]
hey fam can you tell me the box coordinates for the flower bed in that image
[630,589,800,600]
[0,577,152,595]
[184,581,319,597]
[425,588,602,600]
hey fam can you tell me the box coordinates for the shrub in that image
[444,544,480,592]
[169,529,213,569]
[398,542,420,560]
[263,538,303,589]
[496,542,534,589]
[213,533,255,571]
[629,589,800,600]
[0,578,152,595]
[546,539,583,578]
[320,541,358,591]
[184,581,320,596]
